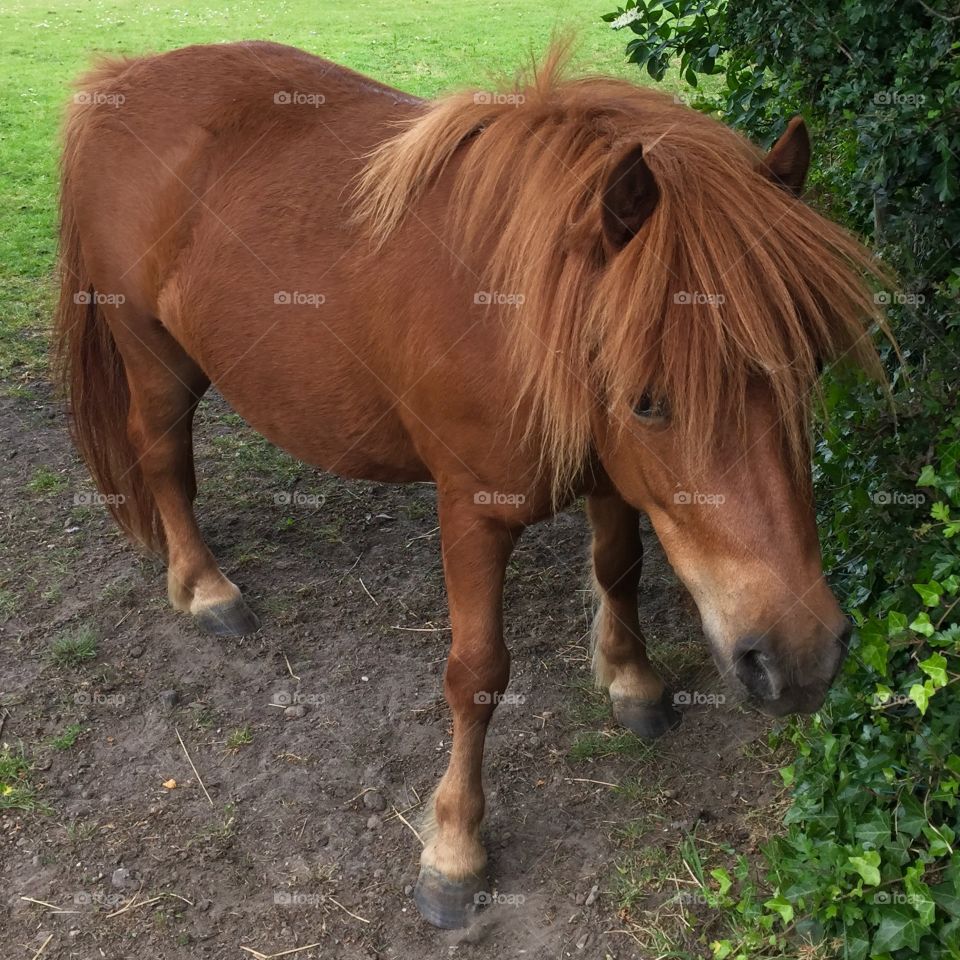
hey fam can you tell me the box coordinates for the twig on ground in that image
[175,727,214,806]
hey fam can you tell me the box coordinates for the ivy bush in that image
[604,2,960,957]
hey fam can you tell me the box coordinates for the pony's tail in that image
[54,115,165,553]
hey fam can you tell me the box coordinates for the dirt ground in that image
[0,370,782,959]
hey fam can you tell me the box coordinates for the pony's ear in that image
[601,143,660,251]
[763,116,810,196]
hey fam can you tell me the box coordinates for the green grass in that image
[49,723,85,750]
[0,0,687,379]
[0,589,17,618]
[27,466,66,495]
[49,624,98,667]
[0,745,42,811]
[225,725,253,750]
[569,728,657,762]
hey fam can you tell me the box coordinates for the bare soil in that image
[0,372,781,960]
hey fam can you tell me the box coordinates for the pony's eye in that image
[633,393,668,420]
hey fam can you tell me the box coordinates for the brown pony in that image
[56,40,887,928]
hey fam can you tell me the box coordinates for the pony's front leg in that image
[414,498,517,929]
[588,490,681,739]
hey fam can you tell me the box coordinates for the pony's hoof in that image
[612,689,681,741]
[195,597,260,637]
[413,866,482,929]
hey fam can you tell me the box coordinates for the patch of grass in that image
[50,723,85,750]
[192,704,217,730]
[610,843,676,911]
[99,577,137,604]
[187,802,238,853]
[0,589,17,618]
[208,431,303,489]
[41,585,63,605]
[568,728,657,762]
[64,818,98,845]
[28,466,66,495]
[0,745,41,811]
[225,725,253,750]
[565,675,612,727]
[49,625,98,668]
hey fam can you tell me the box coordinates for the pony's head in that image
[354,47,891,716]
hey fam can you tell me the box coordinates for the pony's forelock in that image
[353,44,891,497]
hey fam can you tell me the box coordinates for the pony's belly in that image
[213,384,433,485]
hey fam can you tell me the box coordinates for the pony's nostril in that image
[734,645,783,701]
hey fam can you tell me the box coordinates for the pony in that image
[55,40,887,927]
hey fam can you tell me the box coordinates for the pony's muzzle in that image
[732,622,850,716]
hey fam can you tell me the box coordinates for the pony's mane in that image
[354,45,890,494]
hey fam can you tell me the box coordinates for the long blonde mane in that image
[354,45,889,494]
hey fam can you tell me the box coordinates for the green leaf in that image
[919,465,940,489]
[887,610,908,635]
[910,612,935,637]
[871,906,925,953]
[763,895,794,924]
[855,811,892,847]
[849,850,881,886]
[919,652,948,687]
[909,682,930,715]
[711,867,732,897]
[914,581,943,607]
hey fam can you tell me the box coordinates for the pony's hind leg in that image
[587,490,680,739]
[110,308,259,636]
[414,497,516,928]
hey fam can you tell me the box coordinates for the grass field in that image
[0,0,655,385]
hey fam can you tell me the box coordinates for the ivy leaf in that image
[711,867,732,897]
[910,612,935,637]
[887,610,908,635]
[914,582,943,607]
[764,895,794,924]
[919,652,948,687]
[909,682,930,715]
[849,850,881,886]
[918,464,940,489]
[855,811,891,847]
[871,905,925,953]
